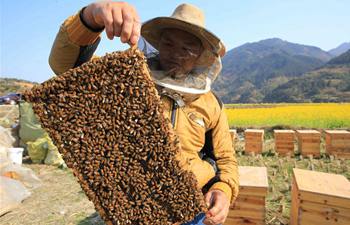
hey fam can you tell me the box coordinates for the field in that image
[225,103,350,129]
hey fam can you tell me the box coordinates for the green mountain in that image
[264,50,350,103]
[213,38,333,103]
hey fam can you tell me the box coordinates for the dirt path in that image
[0,164,104,225]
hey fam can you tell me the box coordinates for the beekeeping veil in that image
[140,3,226,106]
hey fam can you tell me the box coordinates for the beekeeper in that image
[49,1,238,225]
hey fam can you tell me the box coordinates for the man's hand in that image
[82,1,141,45]
[203,189,230,225]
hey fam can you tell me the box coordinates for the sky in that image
[1,0,350,83]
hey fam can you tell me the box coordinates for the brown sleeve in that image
[48,9,102,75]
[208,105,239,203]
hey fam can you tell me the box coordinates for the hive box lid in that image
[274,130,295,134]
[245,129,264,133]
[239,166,268,189]
[325,130,350,134]
[293,169,350,204]
[296,130,320,134]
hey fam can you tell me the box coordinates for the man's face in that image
[158,28,203,79]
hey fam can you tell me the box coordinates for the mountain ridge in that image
[214,38,333,103]
[263,50,350,103]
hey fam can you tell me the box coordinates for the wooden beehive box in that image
[244,129,264,154]
[274,130,295,156]
[225,166,268,225]
[290,168,350,225]
[325,130,350,159]
[230,129,237,143]
[296,130,321,157]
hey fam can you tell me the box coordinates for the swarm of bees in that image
[24,48,206,225]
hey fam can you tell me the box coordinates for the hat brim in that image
[141,17,225,57]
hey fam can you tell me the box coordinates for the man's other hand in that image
[203,189,230,225]
[83,1,141,45]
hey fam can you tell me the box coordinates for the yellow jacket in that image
[48,11,239,203]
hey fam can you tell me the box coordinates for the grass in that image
[234,138,350,225]
[224,103,350,129]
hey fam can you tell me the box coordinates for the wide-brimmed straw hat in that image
[141,3,226,65]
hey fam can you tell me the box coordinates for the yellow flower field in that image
[224,103,350,128]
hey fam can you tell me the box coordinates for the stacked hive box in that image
[225,166,268,225]
[290,168,350,225]
[274,130,295,156]
[244,129,264,154]
[230,129,237,143]
[325,130,350,159]
[296,130,321,157]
